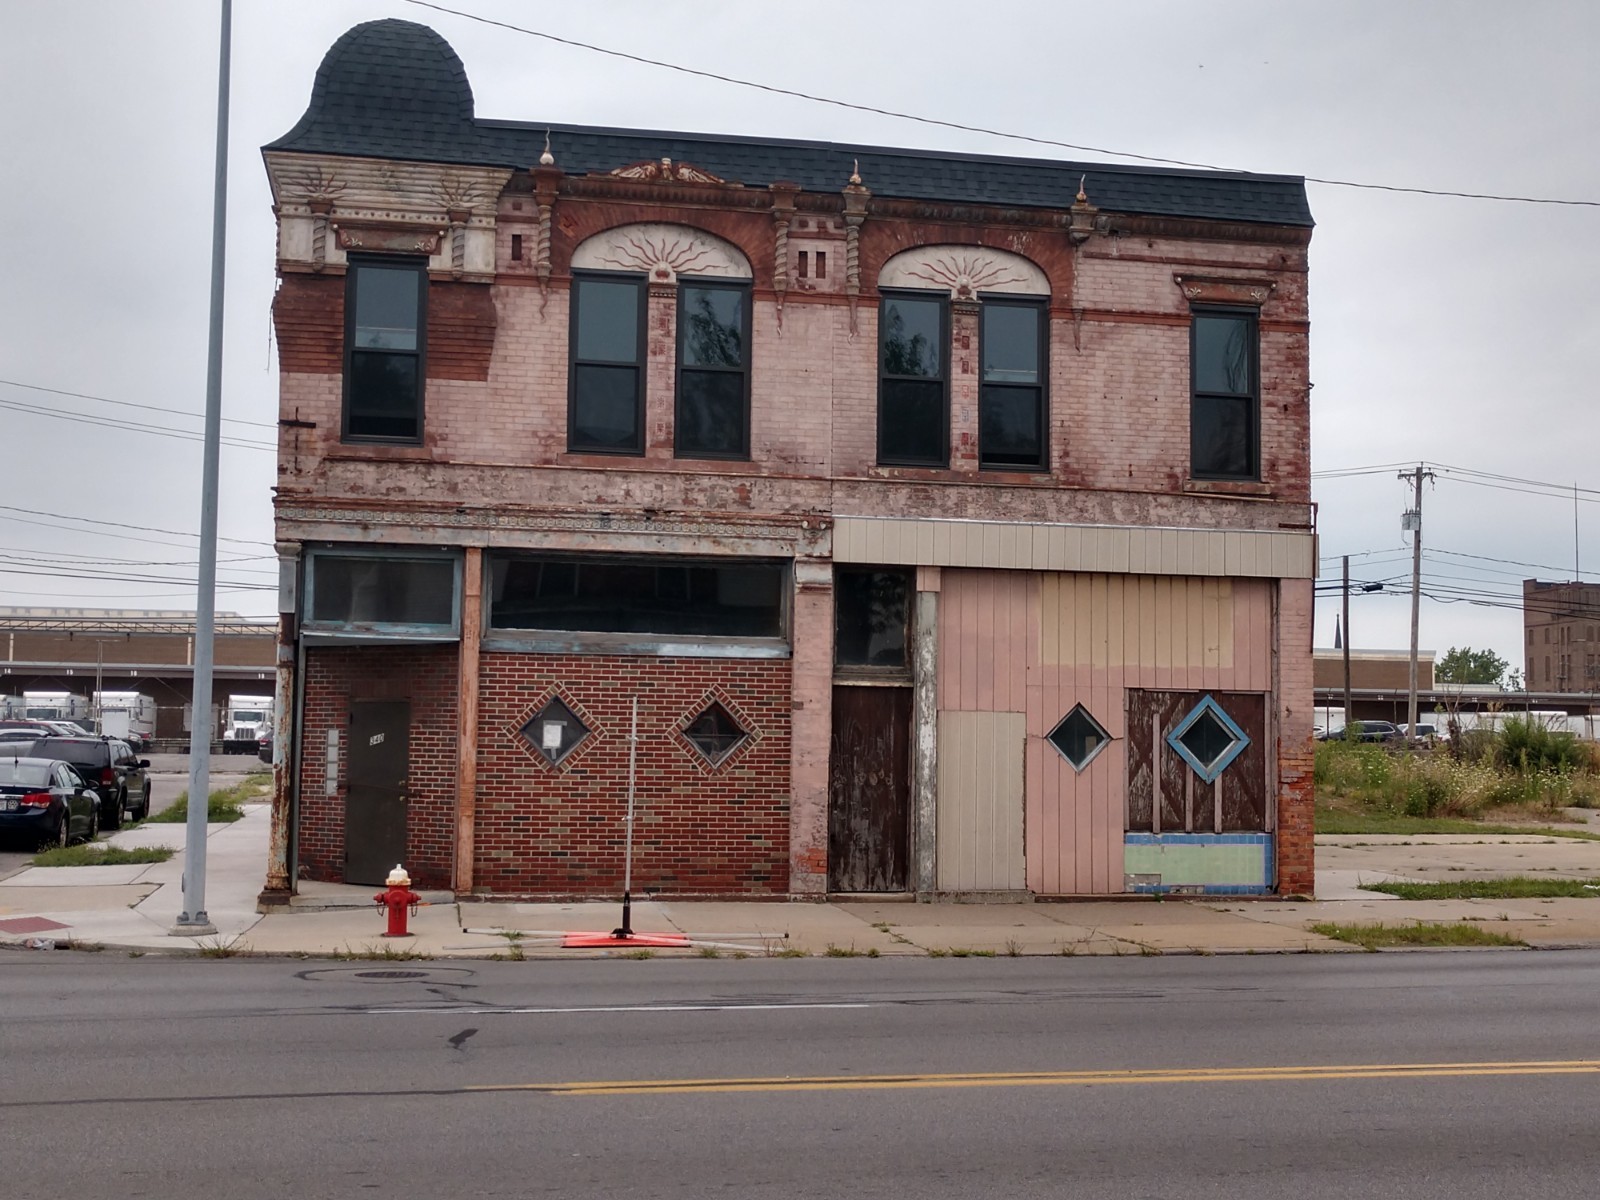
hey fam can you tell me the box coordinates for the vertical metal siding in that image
[937,711,1027,891]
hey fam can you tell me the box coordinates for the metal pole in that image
[613,696,638,939]
[1403,465,1429,748]
[175,0,230,933]
[1342,554,1352,733]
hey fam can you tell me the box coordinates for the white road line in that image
[368,1002,878,1015]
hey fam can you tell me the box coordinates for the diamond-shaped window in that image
[1167,695,1250,783]
[683,701,748,767]
[520,695,590,767]
[1047,704,1111,772]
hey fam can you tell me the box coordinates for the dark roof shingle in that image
[267,19,1312,228]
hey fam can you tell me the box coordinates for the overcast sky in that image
[2,0,1596,676]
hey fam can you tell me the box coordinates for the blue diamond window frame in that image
[1166,694,1250,784]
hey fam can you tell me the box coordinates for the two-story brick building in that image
[258,19,1316,903]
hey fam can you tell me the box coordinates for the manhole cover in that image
[355,970,428,980]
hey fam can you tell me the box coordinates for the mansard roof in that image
[267,19,1313,229]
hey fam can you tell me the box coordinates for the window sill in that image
[482,629,791,659]
[1183,479,1274,498]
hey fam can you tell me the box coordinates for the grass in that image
[1315,803,1600,840]
[334,942,426,961]
[1310,920,1527,950]
[1362,877,1600,900]
[1314,735,1600,832]
[31,844,174,867]
[147,773,269,825]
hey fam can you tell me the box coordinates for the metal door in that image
[828,685,912,892]
[344,700,410,886]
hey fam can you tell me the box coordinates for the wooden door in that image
[344,700,410,886]
[828,685,912,892]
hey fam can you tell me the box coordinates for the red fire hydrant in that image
[375,864,421,938]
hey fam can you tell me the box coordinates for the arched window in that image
[568,224,753,457]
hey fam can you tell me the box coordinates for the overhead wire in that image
[0,378,277,430]
[403,0,1600,208]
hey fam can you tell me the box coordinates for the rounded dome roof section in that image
[268,19,478,157]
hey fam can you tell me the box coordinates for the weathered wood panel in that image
[937,711,1026,892]
[1126,689,1268,833]
[828,685,912,892]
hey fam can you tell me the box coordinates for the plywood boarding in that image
[834,517,1314,580]
[937,568,1274,896]
[937,711,1027,891]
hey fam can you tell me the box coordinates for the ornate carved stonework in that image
[333,223,445,255]
[275,503,815,546]
[610,157,728,185]
[879,245,1049,298]
[1173,274,1276,306]
[570,222,752,282]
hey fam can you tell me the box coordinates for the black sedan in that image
[0,756,100,850]
[26,736,150,829]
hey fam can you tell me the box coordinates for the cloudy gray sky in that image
[2,0,1596,676]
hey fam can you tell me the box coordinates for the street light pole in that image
[175,0,231,935]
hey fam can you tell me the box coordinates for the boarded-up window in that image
[1126,689,1267,832]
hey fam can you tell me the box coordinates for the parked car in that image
[257,732,273,765]
[0,719,56,739]
[0,756,100,850]
[25,737,150,829]
[1398,722,1441,744]
[1346,720,1401,743]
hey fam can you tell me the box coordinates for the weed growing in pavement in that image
[770,946,809,958]
[619,948,656,960]
[65,939,105,953]
[1004,938,1023,957]
[127,951,145,958]
[927,948,949,958]
[1309,920,1526,951]
[824,944,865,957]
[334,942,425,961]
[1137,945,1161,957]
[947,947,996,958]
[731,950,750,960]
[31,844,175,868]
[696,946,722,958]
[194,935,246,958]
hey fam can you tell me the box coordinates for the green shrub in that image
[1495,717,1585,774]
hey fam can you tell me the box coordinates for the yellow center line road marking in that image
[468,1060,1600,1097]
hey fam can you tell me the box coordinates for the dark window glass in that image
[682,702,748,766]
[1190,310,1257,480]
[571,275,644,453]
[520,696,590,767]
[980,300,1045,469]
[835,569,911,668]
[344,259,425,441]
[677,282,750,458]
[1047,705,1111,771]
[878,294,947,466]
[310,556,456,628]
[489,556,785,639]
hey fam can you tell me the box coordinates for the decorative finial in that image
[1076,174,1088,204]
[849,158,862,186]
[539,131,554,167]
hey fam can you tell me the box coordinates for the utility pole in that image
[175,0,230,935]
[1401,464,1434,747]
[1342,554,1352,732]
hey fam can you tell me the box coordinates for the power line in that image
[0,396,275,453]
[0,504,272,548]
[404,0,1600,209]
[0,378,277,430]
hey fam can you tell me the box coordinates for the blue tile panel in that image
[1123,833,1273,894]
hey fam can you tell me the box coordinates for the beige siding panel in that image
[915,520,937,564]
[937,711,1027,892]
[932,520,952,566]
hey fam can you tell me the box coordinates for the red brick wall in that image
[472,653,791,896]
[298,644,459,888]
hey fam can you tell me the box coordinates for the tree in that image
[1436,646,1509,687]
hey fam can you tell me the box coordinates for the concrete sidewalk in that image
[8,804,1600,958]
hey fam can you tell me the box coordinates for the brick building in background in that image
[259,20,1316,902]
[1523,579,1600,692]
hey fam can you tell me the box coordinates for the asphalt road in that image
[6,951,1600,1198]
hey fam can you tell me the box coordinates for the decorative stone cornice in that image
[1174,273,1277,306]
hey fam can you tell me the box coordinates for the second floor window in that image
[676,280,750,458]
[878,292,947,467]
[979,298,1047,469]
[570,273,646,454]
[344,258,426,442]
[1190,308,1259,480]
